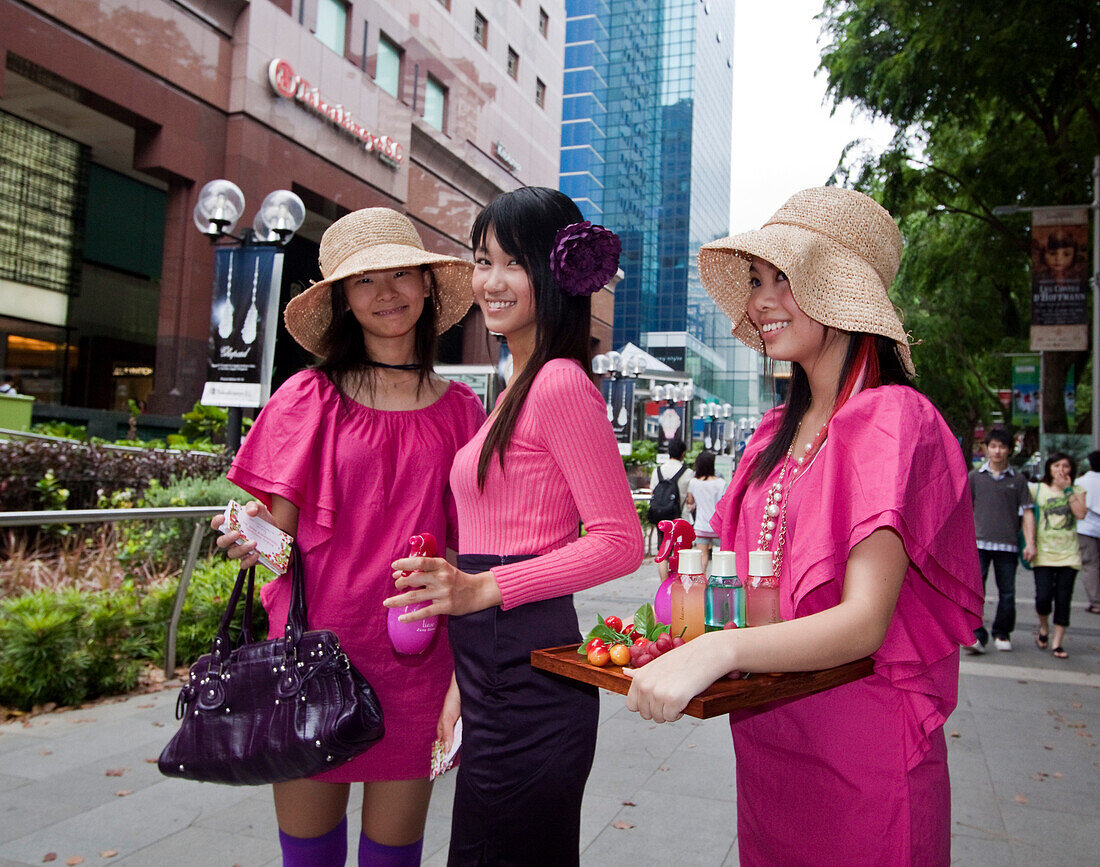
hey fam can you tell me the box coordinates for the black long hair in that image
[748,333,910,485]
[694,450,717,480]
[1041,452,1075,486]
[314,266,438,399]
[472,187,593,488]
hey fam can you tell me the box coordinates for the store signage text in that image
[492,141,520,173]
[268,59,403,166]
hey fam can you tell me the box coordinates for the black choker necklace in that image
[364,360,420,370]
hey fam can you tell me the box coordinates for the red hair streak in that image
[833,334,880,415]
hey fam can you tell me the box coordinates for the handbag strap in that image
[239,567,256,646]
[211,565,255,665]
[284,543,308,648]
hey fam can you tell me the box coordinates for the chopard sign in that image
[268,58,403,166]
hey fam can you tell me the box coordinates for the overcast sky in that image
[728,0,896,231]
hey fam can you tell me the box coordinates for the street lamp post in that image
[192,179,306,453]
[993,154,1100,448]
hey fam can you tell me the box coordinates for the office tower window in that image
[538,7,549,37]
[315,0,347,56]
[424,76,446,131]
[535,77,546,108]
[507,47,520,79]
[376,32,402,98]
[474,11,488,48]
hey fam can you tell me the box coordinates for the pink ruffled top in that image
[450,358,644,609]
[712,384,983,863]
[227,369,486,781]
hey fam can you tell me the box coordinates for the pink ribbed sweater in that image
[450,358,644,609]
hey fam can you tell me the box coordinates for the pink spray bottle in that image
[653,518,695,624]
[387,532,440,655]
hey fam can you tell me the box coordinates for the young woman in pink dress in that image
[624,187,984,865]
[386,187,643,865]
[213,208,485,866]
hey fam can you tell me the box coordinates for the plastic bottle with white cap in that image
[745,550,782,627]
[705,550,744,631]
[669,547,707,640]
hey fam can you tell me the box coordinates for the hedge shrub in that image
[0,557,270,711]
[0,438,231,511]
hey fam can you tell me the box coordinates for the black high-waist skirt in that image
[447,553,599,867]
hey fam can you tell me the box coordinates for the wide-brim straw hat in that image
[284,208,474,355]
[697,186,913,374]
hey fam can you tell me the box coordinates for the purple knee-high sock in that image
[358,832,423,867]
[278,815,347,867]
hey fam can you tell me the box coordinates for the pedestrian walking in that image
[1074,449,1100,615]
[684,449,726,573]
[212,208,484,867]
[966,428,1036,653]
[1030,452,1087,658]
[624,187,983,865]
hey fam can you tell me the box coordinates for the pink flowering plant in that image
[549,221,622,297]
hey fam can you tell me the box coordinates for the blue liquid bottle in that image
[705,550,745,631]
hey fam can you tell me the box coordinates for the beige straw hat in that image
[697,186,913,374]
[284,208,474,355]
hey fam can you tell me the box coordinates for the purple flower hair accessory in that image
[549,221,622,297]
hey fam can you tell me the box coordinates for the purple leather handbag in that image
[158,546,384,785]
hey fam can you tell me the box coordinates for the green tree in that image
[819,0,1100,449]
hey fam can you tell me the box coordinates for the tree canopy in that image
[818,0,1100,449]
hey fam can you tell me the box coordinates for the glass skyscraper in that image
[561,0,763,414]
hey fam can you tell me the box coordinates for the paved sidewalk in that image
[1,560,1097,865]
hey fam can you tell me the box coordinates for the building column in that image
[144,179,213,416]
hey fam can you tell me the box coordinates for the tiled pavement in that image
[1,560,1096,865]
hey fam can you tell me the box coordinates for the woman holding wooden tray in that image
[624,187,983,866]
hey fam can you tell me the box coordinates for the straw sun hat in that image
[284,208,474,356]
[697,186,913,374]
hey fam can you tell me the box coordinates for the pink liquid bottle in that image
[653,518,695,624]
[745,550,782,627]
[669,548,707,640]
[387,532,440,654]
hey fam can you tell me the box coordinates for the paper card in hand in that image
[220,500,293,574]
[430,717,461,780]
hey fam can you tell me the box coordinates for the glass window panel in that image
[424,76,445,131]
[376,33,401,97]
[474,11,488,47]
[315,0,347,56]
[0,109,86,295]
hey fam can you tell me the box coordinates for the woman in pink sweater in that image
[387,187,643,865]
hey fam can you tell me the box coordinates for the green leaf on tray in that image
[631,602,669,640]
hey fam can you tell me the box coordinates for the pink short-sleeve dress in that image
[227,369,486,782]
[711,385,983,866]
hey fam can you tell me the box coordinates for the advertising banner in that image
[1012,355,1041,428]
[201,247,283,408]
[600,377,635,455]
[647,401,687,453]
[1030,207,1090,351]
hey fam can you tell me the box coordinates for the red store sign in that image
[268,58,403,166]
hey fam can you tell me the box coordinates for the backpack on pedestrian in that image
[648,465,687,524]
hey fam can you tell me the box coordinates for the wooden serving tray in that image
[530,644,875,719]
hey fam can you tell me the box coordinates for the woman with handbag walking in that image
[387,186,644,865]
[213,208,485,866]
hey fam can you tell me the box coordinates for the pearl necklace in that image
[756,417,829,577]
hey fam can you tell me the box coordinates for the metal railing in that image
[0,506,224,677]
